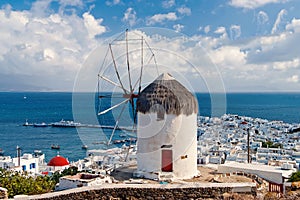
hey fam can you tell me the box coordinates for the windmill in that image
[97,29,158,147]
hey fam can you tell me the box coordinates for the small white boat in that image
[82,145,88,150]
[23,119,31,126]
[51,144,60,150]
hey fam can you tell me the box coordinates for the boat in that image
[33,150,43,156]
[23,119,32,126]
[51,119,81,127]
[82,145,88,150]
[33,122,48,127]
[51,144,60,150]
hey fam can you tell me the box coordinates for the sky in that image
[0,0,300,92]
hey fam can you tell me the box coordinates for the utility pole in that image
[247,129,250,163]
[16,146,21,166]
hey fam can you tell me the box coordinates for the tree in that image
[50,166,79,183]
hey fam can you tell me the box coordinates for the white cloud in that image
[271,9,288,34]
[82,16,300,92]
[173,24,184,32]
[106,0,121,6]
[1,1,300,92]
[0,1,107,91]
[83,12,106,39]
[2,4,12,17]
[287,75,299,83]
[229,0,289,9]
[214,26,226,34]
[122,7,137,27]
[177,6,191,16]
[58,0,83,12]
[273,58,299,70]
[204,25,210,33]
[257,11,269,25]
[230,25,241,40]
[211,46,247,68]
[286,18,300,32]
[147,12,177,25]
[30,0,53,17]
[162,0,175,8]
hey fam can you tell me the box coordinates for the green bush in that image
[289,171,300,182]
[0,169,56,198]
[262,141,283,149]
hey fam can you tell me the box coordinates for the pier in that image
[22,121,136,132]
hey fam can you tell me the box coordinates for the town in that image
[1,113,300,199]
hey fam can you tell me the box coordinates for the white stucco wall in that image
[137,112,198,179]
[218,163,293,184]
[57,175,112,191]
[12,154,39,174]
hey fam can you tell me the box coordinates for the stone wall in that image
[0,187,8,199]
[29,183,257,200]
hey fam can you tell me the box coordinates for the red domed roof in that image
[48,155,69,166]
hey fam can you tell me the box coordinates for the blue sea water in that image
[0,92,300,162]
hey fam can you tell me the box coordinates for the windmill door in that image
[161,150,173,172]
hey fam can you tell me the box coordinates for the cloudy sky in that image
[0,0,300,92]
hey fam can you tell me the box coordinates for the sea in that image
[1,92,300,163]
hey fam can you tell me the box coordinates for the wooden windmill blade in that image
[96,29,158,148]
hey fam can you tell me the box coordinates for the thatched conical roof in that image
[136,73,198,116]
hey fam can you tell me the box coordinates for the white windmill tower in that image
[135,73,199,180]
[97,31,199,181]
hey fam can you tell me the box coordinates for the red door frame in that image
[162,149,173,172]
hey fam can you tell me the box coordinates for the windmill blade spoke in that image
[98,98,129,115]
[107,102,127,146]
[99,75,130,93]
[138,37,144,95]
[126,30,133,93]
[131,77,140,92]
[109,44,128,94]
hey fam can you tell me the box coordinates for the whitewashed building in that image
[136,73,199,180]
[56,173,112,191]
[0,150,45,174]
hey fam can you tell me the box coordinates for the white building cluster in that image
[197,114,300,168]
[0,150,45,174]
